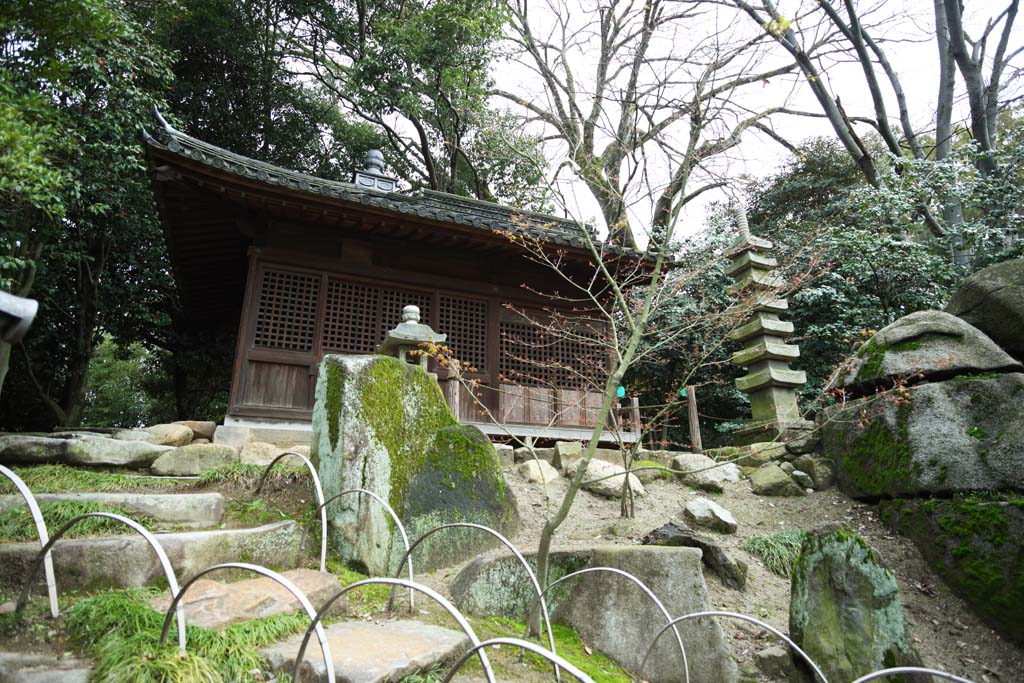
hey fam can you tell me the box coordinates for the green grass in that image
[65,588,309,683]
[744,530,808,577]
[325,559,392,614]
[194,462,307,489]
[0,501,160,542]
[475,617,632,683]
[0,464,179,494]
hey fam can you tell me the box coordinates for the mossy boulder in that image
[790,526,923,683]
[451,546,738,683]
[841,310,1021,392]
[946,257,1024,361]
[311,355,517,576]
[821,373,1024,498]
[880,495,1024,645]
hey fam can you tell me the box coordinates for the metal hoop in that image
[0,465,58,618]
[290,577,493,683]
[848,668,976,683]
[639,610,828,683]
[157,562,334,683]
[442,637,594,683]
[254,451,328,572]
[531,566,689,683]
[391,522,559,680]
[298,488,414,608]
[14,511,186,652]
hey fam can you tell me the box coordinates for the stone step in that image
[0,520,303,592]
[260,619,470,683]
[0,492,224,527]
[150,568,342,630]
[0,651,91,683]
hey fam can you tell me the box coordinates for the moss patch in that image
[882,495,1024,644]
[836,400,920,498]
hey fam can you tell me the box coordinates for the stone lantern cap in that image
[379,305,446,364]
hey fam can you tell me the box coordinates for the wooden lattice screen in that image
[499,319,604,389]
[321,276,432,354]
[439,295,488,371]
[253,268,320,352]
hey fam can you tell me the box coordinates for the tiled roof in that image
[142,109,596,250]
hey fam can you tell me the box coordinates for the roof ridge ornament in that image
[354,149,396,193]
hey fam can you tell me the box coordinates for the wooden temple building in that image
[143,112,633,442]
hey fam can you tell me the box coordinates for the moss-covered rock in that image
[880,495,1024,645]
[311,355,517,575]
[451,546,738,683]
[821,373,1024,498]
[840,310,1021,392]
[946,257,1024,361]
[790,526,923,683]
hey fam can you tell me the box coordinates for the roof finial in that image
[733,203,752,242]
[363,149,386,174]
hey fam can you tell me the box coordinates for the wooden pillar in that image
[686,385,703,453]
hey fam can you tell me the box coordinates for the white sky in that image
[490,0,1024,243]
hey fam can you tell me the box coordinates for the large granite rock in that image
[173,420,217,441]
[451,546,737,683]
[841,310,1021,391]
[261,620,470,683]
[749,463,805,496]
[946,258,1024,360]
[671,453,739,493]
[683,497,737,534]
[881,496,1024,645]
[518,459,560,484]
[143,423,194,447]
[790,527,923,683]
[571,458,645,499]
[822,373,1024,498]
[150,568,341,630]
[0,435,69,464]
[150,443,237,476]
[311,355,517,576]
[64,435,173,468]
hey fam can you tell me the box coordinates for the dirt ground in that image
[426,461,1024,683]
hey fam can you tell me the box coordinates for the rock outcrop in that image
[311,355,517,576]
[790,527,923,683]
[946,257,1024,360]
[451,545,738,683]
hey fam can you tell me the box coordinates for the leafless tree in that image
[496,0,807,249]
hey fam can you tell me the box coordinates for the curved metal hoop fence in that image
[442,637,595,683]
[254,451,327,572]
[298,488,415,608]
[531,566,689,683]
[290,577,495,683]
[391,522,559,679]
[849,668,976,683]
[0,465,59,618]
[639,610,828,683]
[157,562,334,683]
[14,511,187,652]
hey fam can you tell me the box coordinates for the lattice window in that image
[499,317,606,389]
[253,269,320,352]
[321,277,432,354]
[323,279,378,353]
[439,295,487,371]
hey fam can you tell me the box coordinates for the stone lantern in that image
[378,305,446,371]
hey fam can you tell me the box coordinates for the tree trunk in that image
[0,341,11,400]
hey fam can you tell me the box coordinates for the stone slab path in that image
[150,568,342,630]
[0,492,224,527]
[0,651,91,683]
[260,619,470,683]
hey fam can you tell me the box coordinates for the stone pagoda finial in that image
[353,149,397,193]
[725,213,812,445]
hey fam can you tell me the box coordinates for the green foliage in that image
[476,617,632,683]
[0,500,158,541]
[325,559,391,614]
[194,462,307,488]
[66,588,308,683]
[0,464,178,494]
[743,530,808,577]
